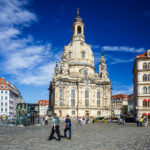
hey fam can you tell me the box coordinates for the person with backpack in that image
[64,115,71,140]
[48,113,61,141]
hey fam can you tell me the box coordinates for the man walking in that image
[64,115,71,140]
[136,117,140,127]
[48,113,61,141]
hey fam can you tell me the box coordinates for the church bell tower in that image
[72,8,85,41]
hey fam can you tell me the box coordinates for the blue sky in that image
[0,0,150,103]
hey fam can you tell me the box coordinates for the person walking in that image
[123,117,126,126]
[85,115,89,124]
[64,115,71,140]
[143,117,148,127]
[140,117,143,127]
[136,117,140,127]
[48,113,61,141]
[45,115,48,125]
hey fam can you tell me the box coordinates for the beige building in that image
[49,9,112,118]
[133,49,150,120]
[111,94,128,116]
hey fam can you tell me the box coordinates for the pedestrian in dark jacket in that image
[64,115,71,140]
[48,113,61,141]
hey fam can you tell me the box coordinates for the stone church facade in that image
[49,9,112,118]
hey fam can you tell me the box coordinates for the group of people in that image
[40,115,49,125]
[136,116,148,127]
[119,117,126,126]
[48,114,71,141]
[77,115,90,125]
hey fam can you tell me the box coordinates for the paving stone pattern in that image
[0,121,150,150]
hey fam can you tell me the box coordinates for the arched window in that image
[97,91,100,107]
[143,74,147,81]
[143,63,147,69]
[59,89,63,106]
[148,62,150,69]
[71,89,75,106]
[85,90,89,106]
[143,100,147,107]
[97,111,101,115]
[143,87,147,94]
[148,86,150,94]
[81,51,85,58]
[77,26,81,34]
[148,74,150,81]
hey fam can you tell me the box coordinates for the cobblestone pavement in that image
[0,121,150,150]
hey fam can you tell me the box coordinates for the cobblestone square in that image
[0,121,150,150]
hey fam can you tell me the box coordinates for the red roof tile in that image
[137,52,147,58]
[36,100,49,106]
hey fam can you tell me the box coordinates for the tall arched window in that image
[143,74,147,81]
[148,62,150,69]
[77,26,81,34]
[85,90,89,106]
[97,91,100,107]
[71,89,75,106]
[143,87,147,94]
[59,89,63,106]
[143,63,147,69]
[148,86,150,94]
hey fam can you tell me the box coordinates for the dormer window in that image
[81,51,85,58]
[83,69,87,76]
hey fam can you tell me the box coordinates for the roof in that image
[112,94,129,99]
[136,52,147,58]
[36,100,49,106]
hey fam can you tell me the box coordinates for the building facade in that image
[128,93,134,116]
[133,49,150,119]
[111,94,128,116]
[49,9,112,118]
[0,77,24,118]
[36,100,49,117]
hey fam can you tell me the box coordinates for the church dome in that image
[64,41,94,69]
[62,8,95,69]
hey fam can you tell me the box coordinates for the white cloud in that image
[112,85,133,95]
[0,0,59,85]
[102,46,145,53]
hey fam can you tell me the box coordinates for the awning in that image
[148,99,150,101]
[142,113,147,116]
[148,113,150,116]
[143,99,147,102]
